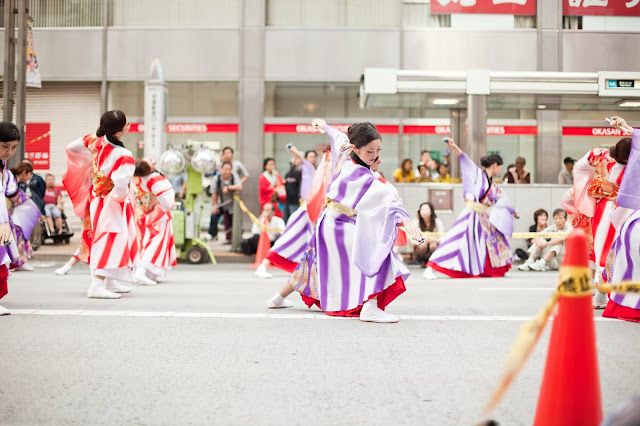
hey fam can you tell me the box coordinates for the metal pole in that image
[100,0,108,113]
[231,197,242,252]
[13,0,28,167]
[449,108,466,179]
[467,95,487,166]
[2,0,16,123]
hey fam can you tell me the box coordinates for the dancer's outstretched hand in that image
[443,137,463,156]
[608,116,634,135]
[311,119,327,133]
[403,221,425,245]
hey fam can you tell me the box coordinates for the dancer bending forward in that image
[268,119,423,323]
[425,138,516,279]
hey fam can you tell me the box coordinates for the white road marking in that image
[4,309,619,322]
[479,288,556,291]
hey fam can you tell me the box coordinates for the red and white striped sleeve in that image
[146,172,175,211]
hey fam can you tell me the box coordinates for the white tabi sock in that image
[267,292,293,308]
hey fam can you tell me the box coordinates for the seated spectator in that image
[426,158,440,181]
[527,208,548,248]
[416,164,431,182]
[208,161,242,242]
[393,158,415,183]
[505,156,531,184]
[43,174,63,234]
[558,157,575,184]
[411,202,444,266]
[436,162,451,182]
[518,208,572,271]
[416,150,432,175]
[242,203,286,255]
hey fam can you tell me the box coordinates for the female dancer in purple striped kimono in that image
[602,117,640,323]
[425,138,516,279]
[267,119,423,323]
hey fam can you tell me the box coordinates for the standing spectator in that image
[258,157,286,218]
[436,162,451,182]
[504,156,531,184]
[242,202,286,255]
[282,156,302,223]
[13,162,33,192]
[220,146,250,184]
[209,161,242,242]
[22,158,45,213]
[393,158,415,183]
[558,157,575,184]
[304,150,317,167]
[416,164,431,182]
[43,174,64,234]
[169,172,187,202]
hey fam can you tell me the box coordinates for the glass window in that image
[29,0,105,27]
[111,0,240,27]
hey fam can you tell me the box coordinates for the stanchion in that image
[231,196,242,253]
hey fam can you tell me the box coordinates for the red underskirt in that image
[300,276,406,317]
[0,264,8,299]
[602,299,640,323]
[266,251,297,274]
[427,255,511,279]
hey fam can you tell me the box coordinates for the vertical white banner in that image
[144,59,167,161]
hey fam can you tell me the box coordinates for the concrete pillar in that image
[2,0,15,123]
[449,109,467,179]
[466,95,487,166]
[237,0,266,236]
[12,0,28,167]
[536,110,562,184]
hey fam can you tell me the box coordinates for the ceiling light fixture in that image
[537,104,547,109]
[619,101,640,107]
[432,99,460,106]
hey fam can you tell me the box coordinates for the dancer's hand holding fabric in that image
[443,138,463,156]
[609,116,634,135]
[403,220,425,245]
[0,223,12,246]
[311,119,327,133]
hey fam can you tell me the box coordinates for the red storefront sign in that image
[430,0,536,15]
[563,0,640,16]
[25,122,50,169]
[403,125,538,135]
[563,127,631,136]
[129,123,239,133]
[263,124,400,134]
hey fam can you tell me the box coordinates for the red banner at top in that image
[563,0,640,16]
[430,0,536,15]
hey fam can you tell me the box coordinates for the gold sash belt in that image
[326,199,357,218]
[465,200,488,214]
[588,175,619,201]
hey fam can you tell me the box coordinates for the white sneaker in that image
[359,299,399,323]
[255,266,272,279]
[15,262,34,271]
[529,260,547,272]
[54,264,71,275]
[105,279,132,293]
[422,266,437,280]
[133,269,157,286]
[267,293,293,309]
[518,260,534,271]
[87,279,121,299]
[593,291,608,309]
[0,305,10,315]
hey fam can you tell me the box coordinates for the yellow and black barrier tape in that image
[233,194,285,233]
[422,231,570,239]
[482,264,592,417]
[596,281,640,294]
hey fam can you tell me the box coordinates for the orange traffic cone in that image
[533,229,602,426]
[247,227,271,270]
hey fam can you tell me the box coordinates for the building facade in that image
[1,0,639,213]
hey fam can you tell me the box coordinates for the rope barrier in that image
[422,231,570,239]
[233,194,285,233]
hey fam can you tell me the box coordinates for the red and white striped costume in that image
[562,148,628,272]
[63,134,138,281]
[134,171,176,279]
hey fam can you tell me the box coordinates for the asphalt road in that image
[1,262,638,426]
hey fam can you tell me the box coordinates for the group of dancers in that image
[0,112,637,323]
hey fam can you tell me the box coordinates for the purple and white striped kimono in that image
[603,129,640,322]
[289,125,410,316]
[1,170,41,268]
[427,153,515,277]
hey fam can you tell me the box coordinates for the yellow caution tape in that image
[422,231,570,239]
[595,282,640,294]
[233,194,285,233]
[483,264,592,416]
